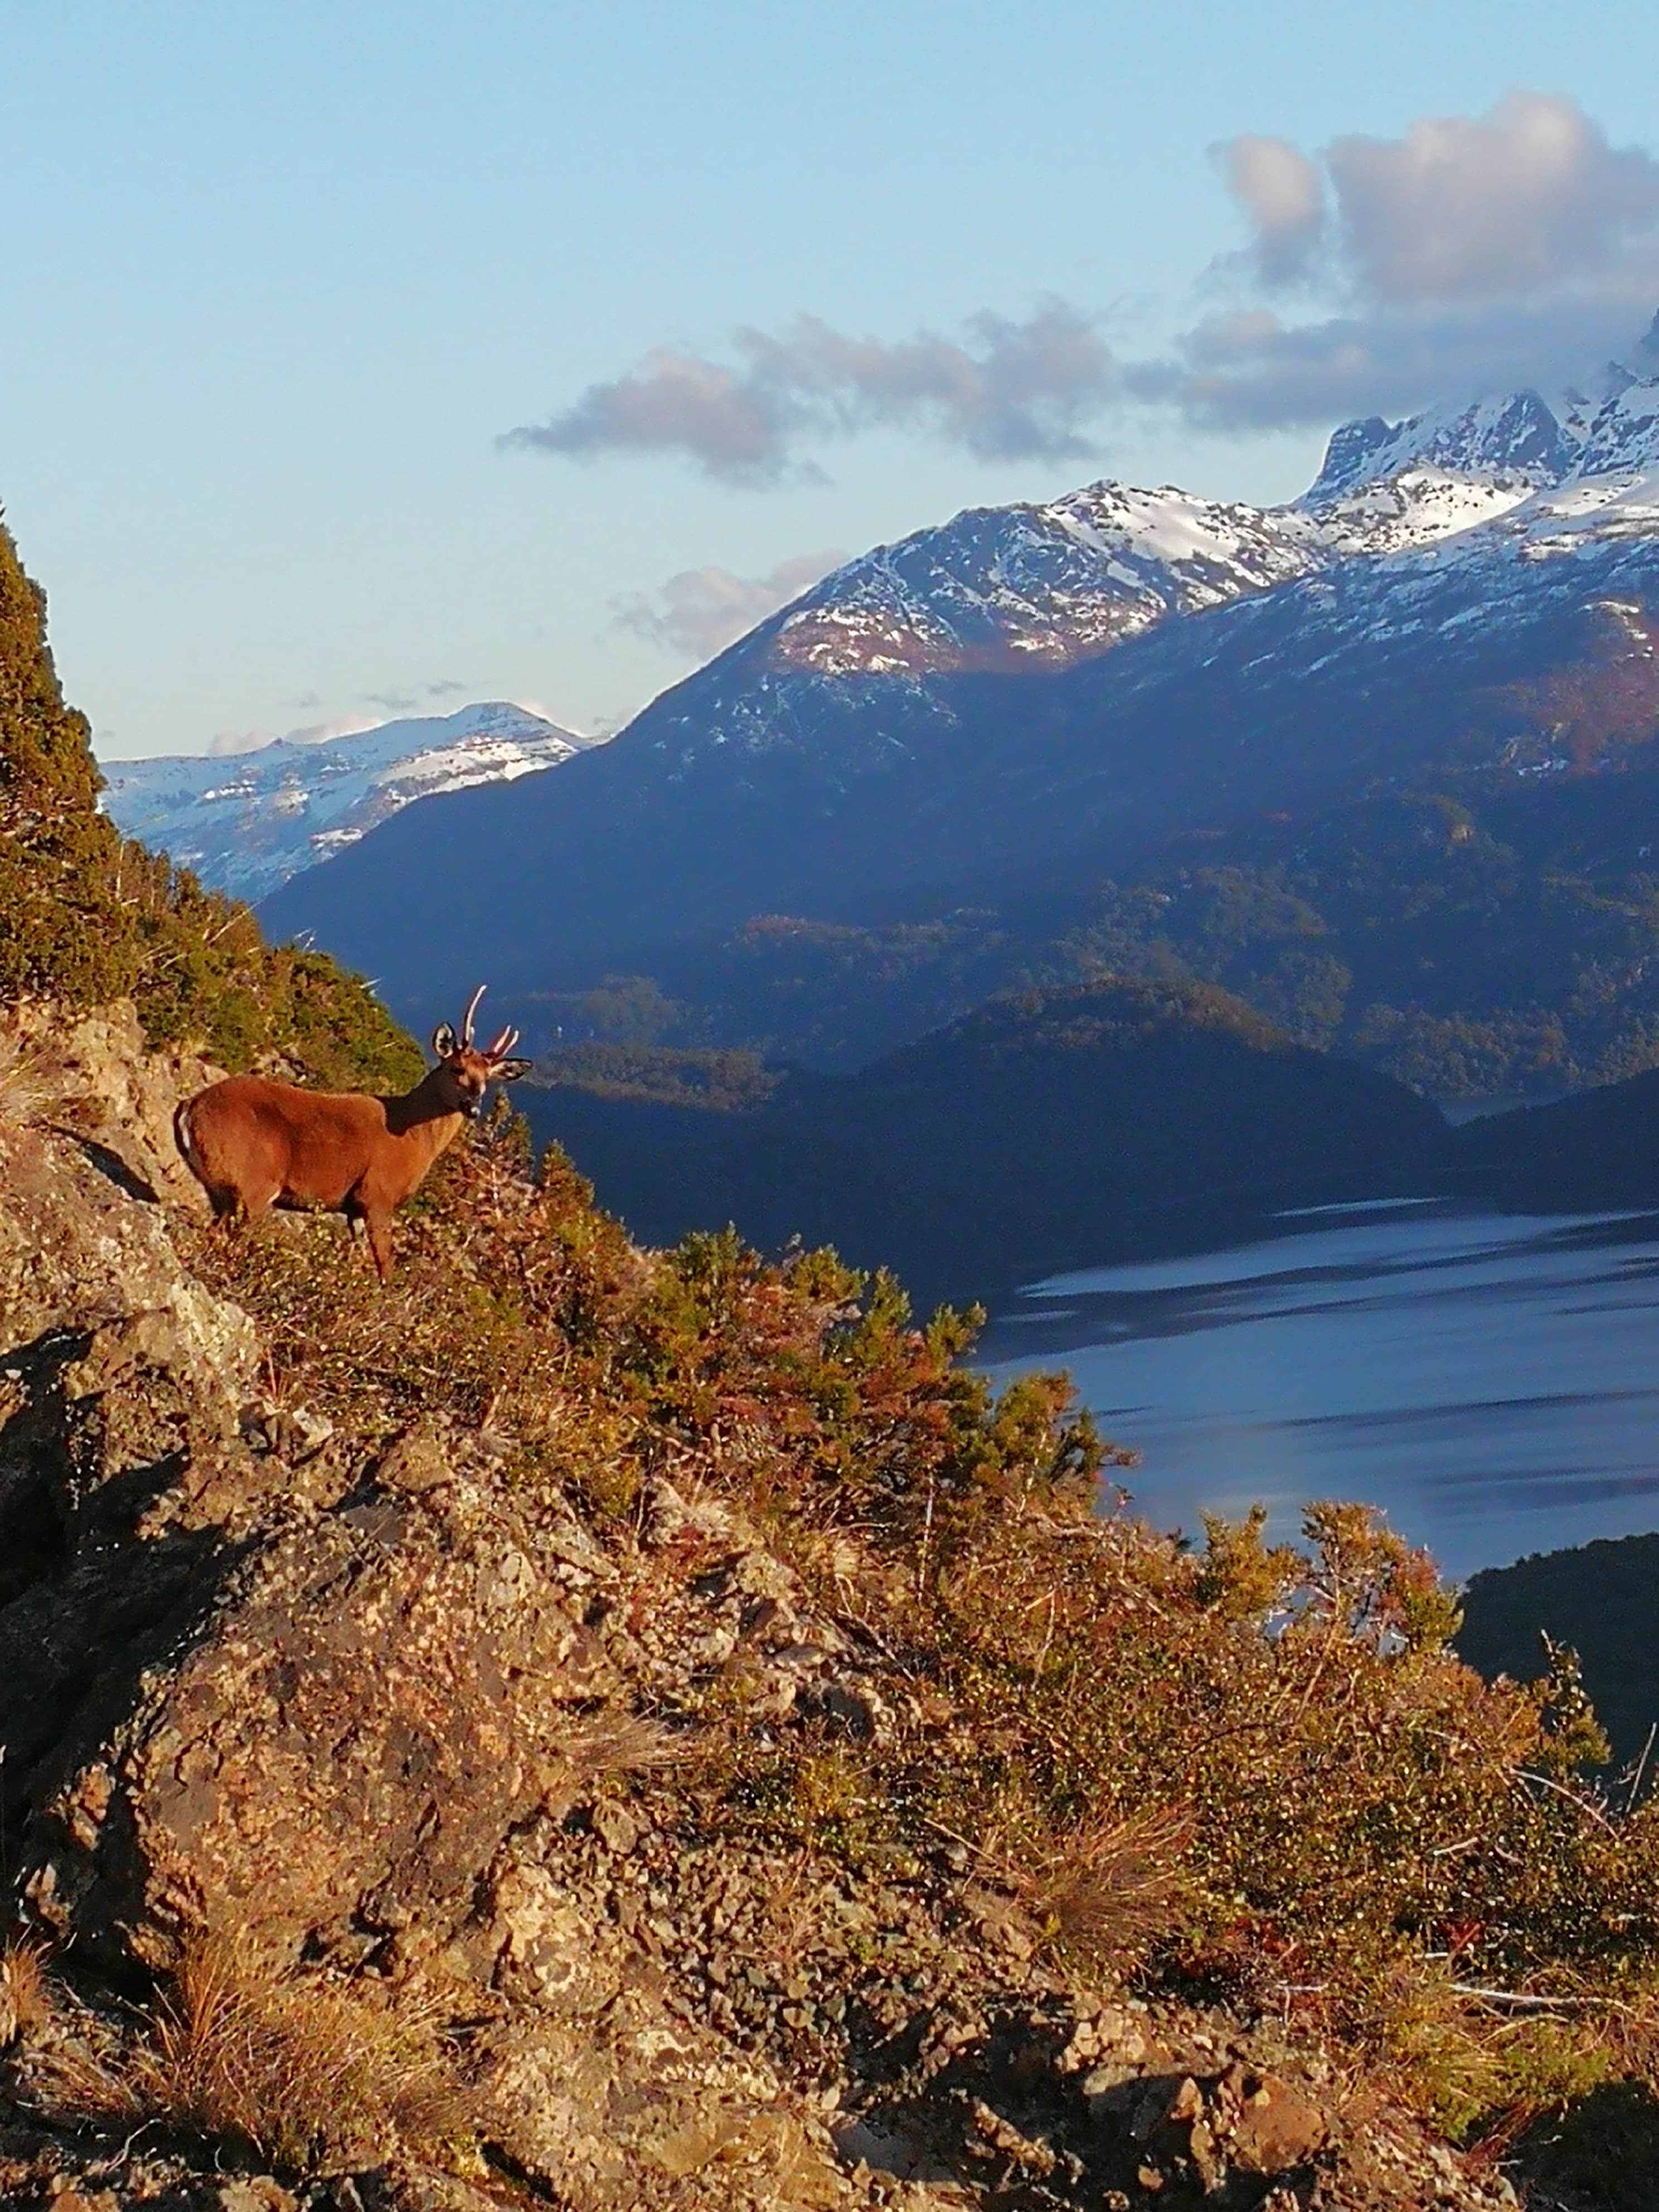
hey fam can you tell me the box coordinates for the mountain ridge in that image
[518,973,1447,1311]
[258,318,1659,1095]
[101,698,594,901]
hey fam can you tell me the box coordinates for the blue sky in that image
[7,2,1659,759]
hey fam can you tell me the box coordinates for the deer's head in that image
[430,984,532,1117]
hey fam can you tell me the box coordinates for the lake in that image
[977,1200,1659,1580]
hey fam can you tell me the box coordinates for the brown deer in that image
[173,985,531,1280]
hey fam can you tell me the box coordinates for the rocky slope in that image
[101,702,594,903]
[2,1005,1628,2212]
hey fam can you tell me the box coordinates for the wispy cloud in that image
[207,713,382,757]
[505,304,1116,484]
[358,677,470,715]
[505,94,1659,486]
[506,696,579,732]
[1220,135,1327,288]
[613,549,848,661]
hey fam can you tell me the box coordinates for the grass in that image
[1,1941,53,2046]
[0,1033,59,1128]
[1015,1807,1196,1978]
[16,1930,467,2177]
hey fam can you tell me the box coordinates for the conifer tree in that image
[0,511,419,1088]
[0,514,134,1003]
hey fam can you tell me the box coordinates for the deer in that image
[173,985,531,1280]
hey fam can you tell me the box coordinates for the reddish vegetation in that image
[1498,602,1659,773]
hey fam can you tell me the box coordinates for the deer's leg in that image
[213,1182,278,1242]
[343,1189,393,1280]
[362,1207,396,1283]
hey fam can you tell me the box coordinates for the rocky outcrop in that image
[0,1018,1528,2211]
[0,1000,221,1208]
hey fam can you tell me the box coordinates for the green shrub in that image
[0,513,416,1088]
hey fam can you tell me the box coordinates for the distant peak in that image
[1306,416,1398,501]
[1303,390,1574,511]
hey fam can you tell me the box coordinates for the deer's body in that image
[173,988,528,1280]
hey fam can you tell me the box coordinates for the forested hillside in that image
[0,516,415,1088]
[519,754,1659,1105]
[1459,1534,1659,1774]
[521,977,1447,1308]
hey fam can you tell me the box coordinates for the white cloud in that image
[206,726,279,756]
[613,549,848,662]
[1328,93,1659,304]
[507,696,584,733]
[1220,135,1326,285]
[506,304,1116,484]
[1168,95,1659,431]
[207,714,381,756]
[1217,94,1659,309]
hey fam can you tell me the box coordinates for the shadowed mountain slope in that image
[262,439,1659,1084]
[520,976,1447,1309]
[1458,1531,1659,1773]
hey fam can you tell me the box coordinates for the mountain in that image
[1458,1531,1659,1773]
[523,981,1659,1311]
[101,700,593,902]
[518,977,1447,1309]
[260,324,1659,1092]
[1446,1063,1659,1208]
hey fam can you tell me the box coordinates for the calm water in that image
[978,1200,1659,1580]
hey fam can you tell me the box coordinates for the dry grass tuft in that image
[561,1709,683,1786]
[30,1930,468,2176]
[0,1939,55,2046]
[0,1034,60,1128]
[1010,1807,1195,1976]
[537,1709,686,1819]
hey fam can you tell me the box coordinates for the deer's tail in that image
[173,1096,200,1174]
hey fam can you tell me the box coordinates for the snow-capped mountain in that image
[261,313,1659,1025]
[622,316,1659,773]
[764,482,1324,681]
[1298,319,1659,554]
[101,701,596,902]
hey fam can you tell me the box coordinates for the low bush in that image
[187,1114,1659,2142]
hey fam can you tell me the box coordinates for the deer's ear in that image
[492,1057,533,1083]
[431,1023,459,1058]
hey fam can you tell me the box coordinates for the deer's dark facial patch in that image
[438,1045,498,1118]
